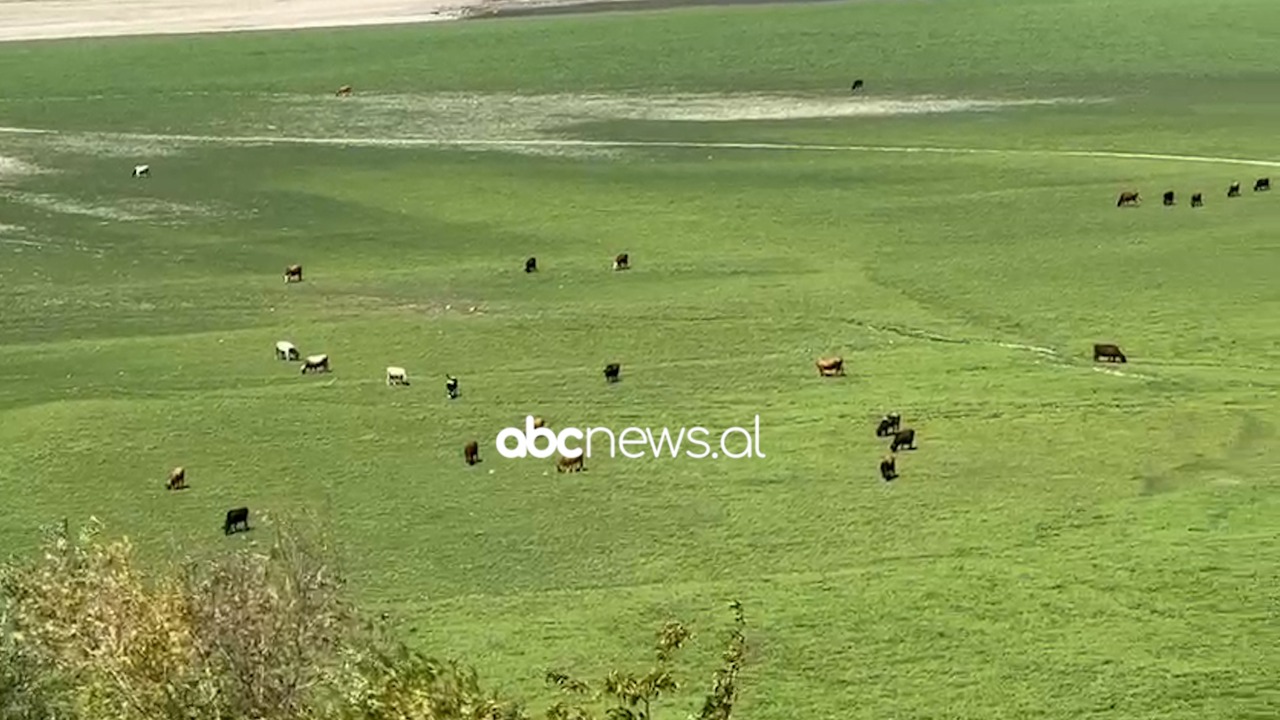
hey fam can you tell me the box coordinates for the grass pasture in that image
[2,0,1280,717]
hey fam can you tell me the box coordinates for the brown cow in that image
[284,264,303,283]
[816,357,844,377]
[556,453,585,473]
[464,440,480,466]
[879,456,897,481]
[613,253,630,271]
[533,416,546,429]
[1116,191,1140,207]
[166,466,187,490]
[336,85,353,96]
[1093,343,1127,363]
[889,428,915,452]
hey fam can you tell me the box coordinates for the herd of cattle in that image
[163,252,633,534]
[1116,177,1269,207]
[147,90,1207,530]
[162,246,1145,531]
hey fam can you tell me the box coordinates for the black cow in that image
[1093,343,1127,363]
[875,413,901,437]
[445,375,459,399]
[224,507,249,535]
[604,363,621,383]
[1116,191,1140,207]
[879,455,897,481]
[613,253,630,271]
[851,79,864,93]
[1191,193,1203,208]
[1162,190,1175,206]
[525,257,537,273]
[889,428,916,452]
[1256,177,1270,192]
[1228,182,1241,197]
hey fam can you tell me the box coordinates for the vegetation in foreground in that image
[1,517,748,720]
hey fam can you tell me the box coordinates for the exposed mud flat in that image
[0,155,48,183]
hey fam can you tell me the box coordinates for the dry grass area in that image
[0,154,47,183]
[0,189,231,223]
[0,0,639,42]
[275,91,1093,133]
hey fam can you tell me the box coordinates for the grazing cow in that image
[879,455,897,481]
[275,341,299,361]
[533,416,546,429]
[223,507,249,535]
[301,354,329,374]
[525,257,537,273]
[613,253,630,271]
[284,264,303,283]
[875,413,901,437]
[1093,343,1126,363]
[556,453,585,473]
[132,164,150,178]
[386,366,409,386]
[816,357,844,377]
[851,79,864,93]
[336,85,353,96]
[889,428,916,452]
[1191,193,1203,208]
[603,363,621,383]
[464,440,480,465]
[445,375,459,399]
[1256,177,1270,192]
[1116,191,1140,207]
[1162,190,1175,206]
[166,466,186,490]
[1228,182,1241,197]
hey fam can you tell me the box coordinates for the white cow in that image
[132,164,150,178]
[275,341,299,361]
[301,354,329,374]
[386,366,409,386]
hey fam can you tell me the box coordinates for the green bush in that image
[1,518,747,720]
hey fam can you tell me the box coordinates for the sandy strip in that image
[0,0,645,43]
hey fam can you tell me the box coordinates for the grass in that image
[1,0,1280,717]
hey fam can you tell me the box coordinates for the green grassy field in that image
[2,0,1280,716]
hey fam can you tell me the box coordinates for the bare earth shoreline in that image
[0,0,823,43]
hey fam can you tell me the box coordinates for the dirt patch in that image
[0,189,234,224]
[605,94,1092,122]
[0,0,682,43]
[0,0,854,43]
[247,92,1094,157]
[277,92,1091,132]
[36,132,193,158]
[468,0,848,20]
[2,92,1100,161]
[0,155,47,183]
[0,0,456,43]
